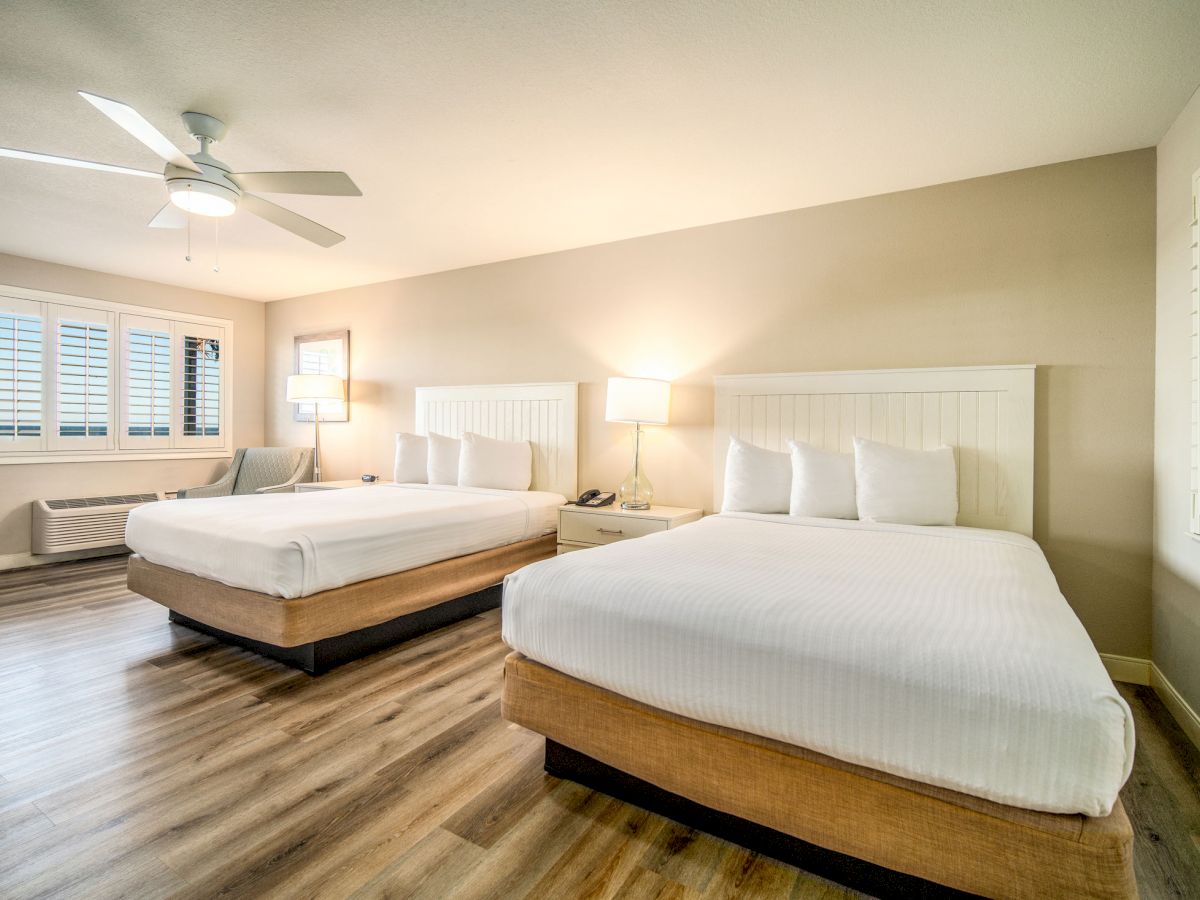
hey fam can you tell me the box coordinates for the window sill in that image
[0,448,233,465]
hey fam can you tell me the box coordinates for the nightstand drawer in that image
[559,510,667,545]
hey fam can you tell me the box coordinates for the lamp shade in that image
[605,377,670,425]
[286,373,345,403]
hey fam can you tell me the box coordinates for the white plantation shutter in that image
[0,296,42,449]
[0,284,231,462]
[177,322,224,447]
[49,305,115,450]
[120,314,172,448]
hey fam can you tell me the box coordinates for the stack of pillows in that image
[394,432,533,492]
[722,435,958,526]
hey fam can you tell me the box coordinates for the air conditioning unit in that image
[31,493,168,555]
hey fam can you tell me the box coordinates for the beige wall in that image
[266,149,1156,658]
[1154,87,1200,712]
[0,253,265,561]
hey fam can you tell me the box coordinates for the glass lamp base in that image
[618,466,653,511]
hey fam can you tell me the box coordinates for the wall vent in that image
[32,492,167,554]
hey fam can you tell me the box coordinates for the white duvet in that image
[126,484,565,598]
[502,513,1134,816]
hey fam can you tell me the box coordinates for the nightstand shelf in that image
[557,504,702,553]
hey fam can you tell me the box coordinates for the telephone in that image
[574,489,616,507]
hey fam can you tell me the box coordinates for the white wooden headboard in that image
[415,382,578,499]
[714,366,1035,535]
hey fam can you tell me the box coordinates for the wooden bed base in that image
[167,584,500,675]
[545,739,974,899]
[502,653,1138,900]
[126,535,556,674]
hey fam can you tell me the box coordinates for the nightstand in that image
[557,504,703,554]
[294,479,395,493]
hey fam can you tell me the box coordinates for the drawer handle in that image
[597,527,624,536]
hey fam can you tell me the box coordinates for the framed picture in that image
[293,329,349,422]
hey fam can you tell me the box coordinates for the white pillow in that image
[393,433,428,483]
[853,437,958,526]
[427,432,462,485]
[721,436,791,514]
[458,432,532,491]
[788,441,857,519]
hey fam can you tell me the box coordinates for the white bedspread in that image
[126,484,565,598]
[502,513,1134,815]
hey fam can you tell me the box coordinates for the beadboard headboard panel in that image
[714,366,1035,535]
[415,382,578,499]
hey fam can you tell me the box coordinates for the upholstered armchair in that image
[177,447,314,498]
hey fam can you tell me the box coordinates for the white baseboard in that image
[1151,662,1200,751]
[1100,653,1151,686]
[1100,653,1200,750]
[0,546,128,572]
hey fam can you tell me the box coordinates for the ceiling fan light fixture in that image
[4,92,358,247]
[168,179,238,217]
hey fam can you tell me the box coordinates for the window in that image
[121,315,172,449]
[55,311,111,443]
[0,298,42,447]
[0,285,231,463]
[180,328,223,445]
[127,330,171,437]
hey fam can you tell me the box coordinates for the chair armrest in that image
[178,481,231,499]
[254,452,315,495]
[177,464,238,499]
[254,458,313,495]
[255,481,300,495]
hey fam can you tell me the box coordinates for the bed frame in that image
[503,653,1136,900]
[128,535,556,674]
[129,381,577,674]
[503,366,1137,897]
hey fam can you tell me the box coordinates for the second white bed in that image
[502,512,1134,817]
[126,483,565,598]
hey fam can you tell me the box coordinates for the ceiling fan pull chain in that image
[185,197,192,262]
[213,217,220,273]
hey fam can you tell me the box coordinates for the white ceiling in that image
[1,1,1198,302]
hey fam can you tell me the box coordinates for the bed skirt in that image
[501,652,1137,900]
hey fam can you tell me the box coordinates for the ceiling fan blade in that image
[78,91,201,174]
[148,202,187,229]
[240,193,345,247]
[230,171,361,196]
[0,147,160,178]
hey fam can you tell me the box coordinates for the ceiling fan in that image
[0,91,361,247]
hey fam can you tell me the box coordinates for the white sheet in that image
[126,484,565,598]
[502,513,1134,815]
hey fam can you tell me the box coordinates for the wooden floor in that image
[1,557,1199,899]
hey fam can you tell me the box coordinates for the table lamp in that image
[286,373,345,482]
[605,376,671,510]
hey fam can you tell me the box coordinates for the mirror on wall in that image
[293,330,349,422]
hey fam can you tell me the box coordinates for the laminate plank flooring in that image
[1,556,1198,899]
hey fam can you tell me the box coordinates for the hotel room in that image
[1,2,1198,897]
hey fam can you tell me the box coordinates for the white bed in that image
[127,380,577,601]
[502,511,1133,816]
[128,483,566,598]
[500,366,1137,897]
